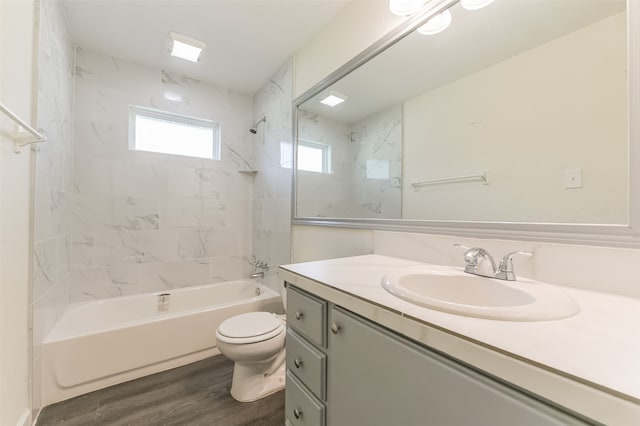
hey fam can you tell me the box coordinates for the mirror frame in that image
[292,0,640,248]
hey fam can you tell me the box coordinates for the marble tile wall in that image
[349,105,402,219]
[297,111,351,217]
[33,0,75,415]
[251,60,293,292]
[297,105,402,218]
[71,49,254,302]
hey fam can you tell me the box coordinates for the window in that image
[281,140,331,173]
[129,105,220,159]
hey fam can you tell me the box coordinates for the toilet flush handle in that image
[295,311,303,320]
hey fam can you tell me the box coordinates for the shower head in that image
[249,116,266,134]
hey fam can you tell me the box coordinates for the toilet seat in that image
[217,312,284,344]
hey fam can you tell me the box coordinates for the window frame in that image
[296,139,332,174]
[128,105,221,160]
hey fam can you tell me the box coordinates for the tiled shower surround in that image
[297,105,401,218]
[71,49,256,301]
[251,60,293,291]
[33,0,75,414]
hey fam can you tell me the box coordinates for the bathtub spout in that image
[264,348,286,377]
[250,271,264,279]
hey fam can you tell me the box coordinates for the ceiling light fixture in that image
[168,32,206,63]
[460,0,495,11]
[417,9,452,35]
[389,0,425,17]
[320,91,348,107]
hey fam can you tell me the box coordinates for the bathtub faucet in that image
[249,255,269,280]
[249,255,270,271]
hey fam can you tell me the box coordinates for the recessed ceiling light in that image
[461,0,495,11]
[168,32,206,63]
[320,91,348,107]
[389,0,425,16]
[417,9,452,35]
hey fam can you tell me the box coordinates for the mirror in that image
[294,0,634,237]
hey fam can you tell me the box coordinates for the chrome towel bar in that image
[411,170,489,190]
[0,101,47,153]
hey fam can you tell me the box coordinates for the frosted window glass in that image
[130,106,218,159]
[282,140,331,174]
[298,144,325,173]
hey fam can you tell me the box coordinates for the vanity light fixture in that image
[389,0,425,17]
[168,32,206,63]
[460,0,495,11]
[417,9,452,35]
[320,91,348,107]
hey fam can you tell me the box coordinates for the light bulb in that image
[461,0,495,11]
[417,9,452,35]
[389,0,425,17]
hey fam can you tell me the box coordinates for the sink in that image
[381,266,579,321]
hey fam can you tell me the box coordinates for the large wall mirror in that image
[293,0,640,246]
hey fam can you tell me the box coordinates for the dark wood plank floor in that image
[37,355,284,426]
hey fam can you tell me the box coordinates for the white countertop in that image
[279,254,640,425]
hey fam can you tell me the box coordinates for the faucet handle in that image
[496,251,533,281]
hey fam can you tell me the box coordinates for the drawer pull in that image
[331,323,341,334]
[293,408,303,420]
[295,311,304,320]
[294,358,303,368]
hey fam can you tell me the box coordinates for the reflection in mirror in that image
[295,0,628,225]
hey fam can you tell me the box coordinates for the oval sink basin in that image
[382,266,579,321]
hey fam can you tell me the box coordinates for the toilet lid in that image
[218,312,283,339]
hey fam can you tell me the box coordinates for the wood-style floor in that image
[36,355,284,426]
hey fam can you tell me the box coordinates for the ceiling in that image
[61,0,350,94]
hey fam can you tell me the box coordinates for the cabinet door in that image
[327,306,588,426]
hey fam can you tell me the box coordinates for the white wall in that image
[71,49,255,301]
[293,1,407,98]
[403,12,627,224]
[0,1,36,424]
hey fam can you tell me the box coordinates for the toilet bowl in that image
[215,311,286,402]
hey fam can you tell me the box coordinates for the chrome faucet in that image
[455,244,532,281]
[249,255,269,280]
[460,246,498,278]
[495,251,533,281]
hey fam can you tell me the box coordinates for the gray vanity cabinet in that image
[285,284,589,426]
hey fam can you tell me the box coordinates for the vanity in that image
[280,254,640,426]
[284,0,640,423]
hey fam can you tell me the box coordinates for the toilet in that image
[215,311,286,402]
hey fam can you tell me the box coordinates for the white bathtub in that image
[41,280,282,406]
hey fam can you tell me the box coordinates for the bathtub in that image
[41,280,282,406]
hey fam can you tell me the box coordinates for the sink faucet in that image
[461,246,497,278]
[455,244,532,281]
[495,251,533,281]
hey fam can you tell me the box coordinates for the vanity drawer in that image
[287,286,326,347]
[287,329,326,400]
[286,371,325,426]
